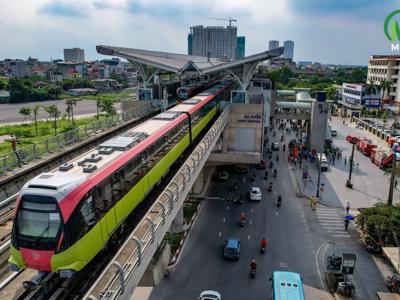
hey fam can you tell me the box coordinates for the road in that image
[149,127,329,300]
[0,99,121,125]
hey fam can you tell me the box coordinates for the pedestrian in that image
[344,218,350,231]
[332,156,335,165]
[346,202,350,214]
[344,156,347,165]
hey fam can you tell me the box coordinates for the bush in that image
[356,203,400,246]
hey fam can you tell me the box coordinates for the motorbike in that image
[276,196,282,207]
[276,155,279,162]
[239,219,246,227]
[337,281,355,297]
[269,161,273,169]
[280,136,284,142]
[365,242,381,255]
[251,173,256,182]
[283,144,286,152]
[264,171,268,180]
[268,183,273,192]
[260,246,266,254]
[386,274,400,293]
[232,182,238,191]
[327,255,342,269]
[250,269,256,278]
[273,169,277,178]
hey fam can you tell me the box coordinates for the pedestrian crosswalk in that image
[316,207,351,238]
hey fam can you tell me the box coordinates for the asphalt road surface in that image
[0,99,121,125]
[149,127,327,300]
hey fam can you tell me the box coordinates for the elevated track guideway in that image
[84,104,230,300]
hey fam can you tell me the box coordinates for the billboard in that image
[363,98,381,108]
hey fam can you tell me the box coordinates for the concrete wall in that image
[208,103,263,165]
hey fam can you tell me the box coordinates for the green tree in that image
[33,104,41,135]
[101,98,116,115]
[380,80,392,100]
[65,99,77,128]
[19,107,31,123]
[44,104,60,135]
[9,78,32,103]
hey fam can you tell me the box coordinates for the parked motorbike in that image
[365,242,381,255]
[327,255,342,270]
[239,219,246,227]
[337,281,355,297]
[260,246,266,254]
[250,269,256,278]
[386,274,400,293]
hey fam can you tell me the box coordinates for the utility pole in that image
[316,153,322,197]
[388,153,396,206]
[346,141,356,188]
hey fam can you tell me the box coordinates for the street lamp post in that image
[346,141,356,188]
[316,153,322,197]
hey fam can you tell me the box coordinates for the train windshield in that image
[178,89,188,100]
[16,195,62,248]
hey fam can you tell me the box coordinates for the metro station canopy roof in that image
[96,45,284,75]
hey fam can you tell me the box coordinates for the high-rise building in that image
[269,40,279,50]
[190,25,237,60]
[64,48,85,62]
[236,36,245,59]
[283,40,294,60]
[368,55,400,101]
[188,33,193,55]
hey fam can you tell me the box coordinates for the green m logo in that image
[384,10,400,41]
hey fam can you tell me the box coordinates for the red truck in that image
[373,150,392,168]
[358,139,376,156]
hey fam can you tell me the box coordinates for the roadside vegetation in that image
[0,97,119,157]
[356,203,400,246]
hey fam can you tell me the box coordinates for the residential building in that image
[367,55,400,101]
[63,48,85,62]
[283,40,294,60]
[298,61,313,68]
[188,33,193,55]
[0,90,10,103]
[190,25,237,60]
[269,40,279,50]
[338,83,380,117]
[268,57,296,70]
[236,36,245,59]
[93,79,119,91]
[10,60,33,77]
[57,61,86,78]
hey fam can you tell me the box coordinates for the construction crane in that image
[207,17,237,26]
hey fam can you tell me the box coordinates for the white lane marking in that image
[276,212,279,216]
[315,243,330,292]
[317,216,340,220]
[249,220,252,225]
[316,208,337,212]
[332,234,351,238]
[219,232,222,238]
[226,206,230,211]
[248,235,251,240]
[319,220,343,223]
[317,212,340,216]
[251,208,254,213]
[222,218,226,223]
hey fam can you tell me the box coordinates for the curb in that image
[168,200,204,267]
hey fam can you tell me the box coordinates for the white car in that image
[331,130,337,137]
[199,290,221,300]
[249,187,262,201]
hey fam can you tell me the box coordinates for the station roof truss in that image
[96,45,283,90]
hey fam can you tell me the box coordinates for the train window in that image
[66,202,88,246]
[80,191,96,226]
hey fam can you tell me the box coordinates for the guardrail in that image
[0,102,155,176]
[84,105,231,300]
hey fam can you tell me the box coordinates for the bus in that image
[270,271,305,300]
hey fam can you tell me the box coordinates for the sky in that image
[0,0,398,65]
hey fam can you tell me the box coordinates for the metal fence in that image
[84,105,231,300]
[0,101,156,175]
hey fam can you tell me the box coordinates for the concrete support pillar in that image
[171,203,187,233]
[310,100,328,153]
[192,168,204,194]
[138,242,171,287]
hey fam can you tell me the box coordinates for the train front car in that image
[9,174,85,277]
